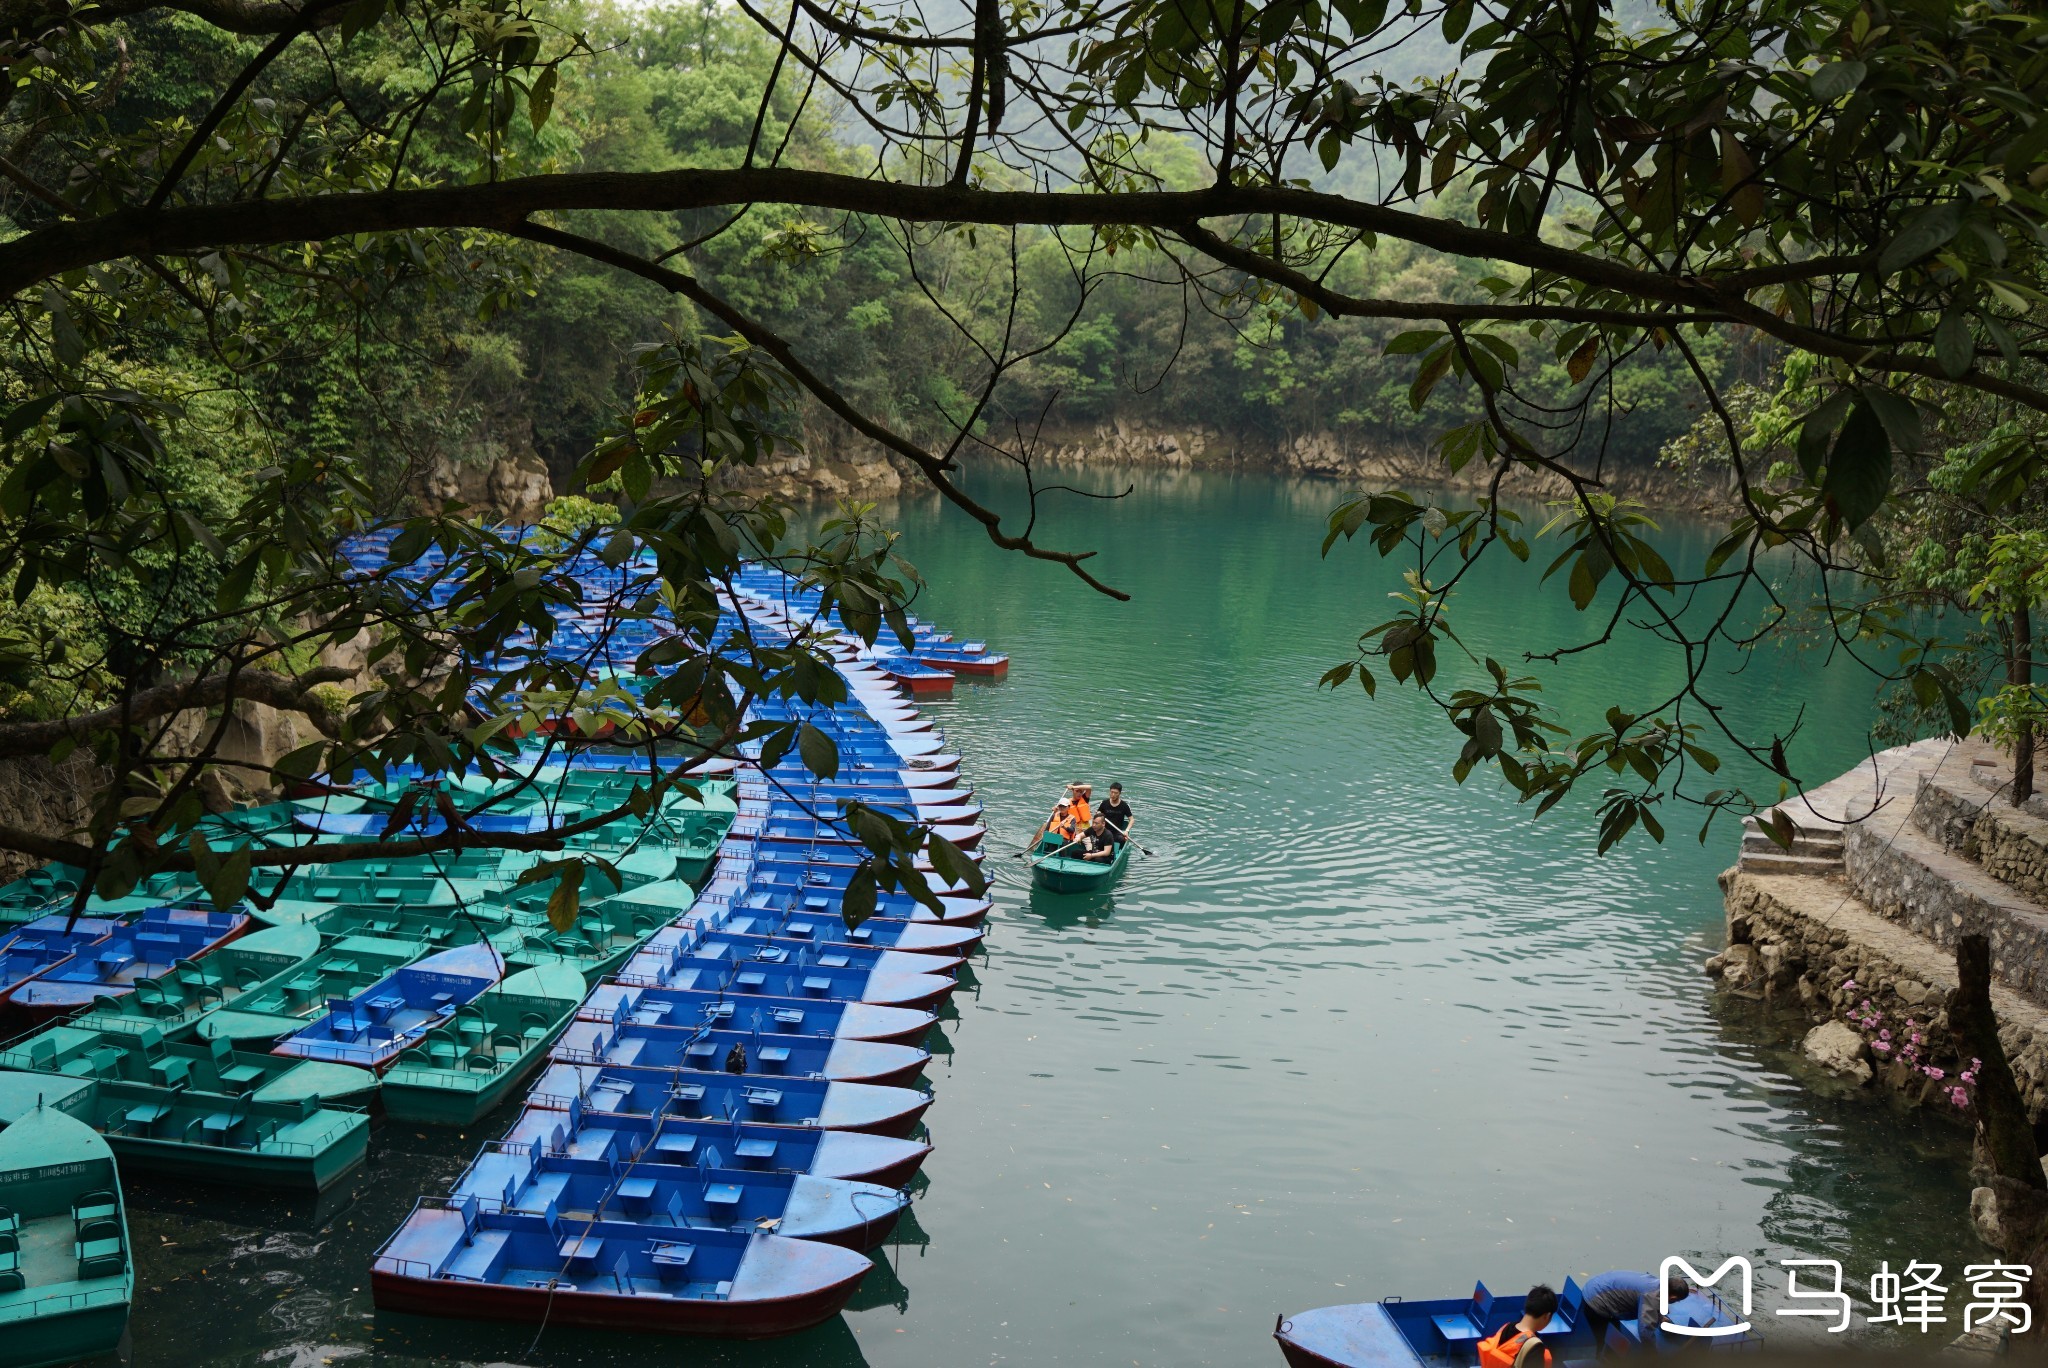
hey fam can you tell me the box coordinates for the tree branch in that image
[0,664,351,761]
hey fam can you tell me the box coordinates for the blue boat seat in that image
[615,1177,657,1206]
[785,925,814,940]
[734,972,766,991]
[653,1133,697,1160]
[734,1138,778,1166]
[756,1046,790,1071]
[800,976,831,995]
[741,1087,782,1111]
[848,926,874,941]
[683,1042,719,1064]
[770,1009,805,1029]
[649,1241,694,1275]
[702,1182,744,1207]
[557,1234,602,1263]
[818,954,851,969]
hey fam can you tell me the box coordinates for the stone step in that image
[1913,747,2048,905]
[1737,850,1844,876]
[1740,831,1845,859]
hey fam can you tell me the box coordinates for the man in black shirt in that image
[1075,816,1118,862]
[1098,783,1133,846]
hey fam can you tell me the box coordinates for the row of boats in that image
[367,567,1002,1336]
[0,548,1012,1360]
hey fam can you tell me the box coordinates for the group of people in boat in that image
[1040,781,1133,863]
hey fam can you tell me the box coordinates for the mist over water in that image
[123,466,1977,1367]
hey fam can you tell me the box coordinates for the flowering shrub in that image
[1840,979,1979,1110]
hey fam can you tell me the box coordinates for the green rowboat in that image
[55,921,321,1041]
[0,1022,376,1107]
[0,1074,370,1191]
[1028,834,1133,893]
[0,1097,131,1368]
[377,962,585,1125]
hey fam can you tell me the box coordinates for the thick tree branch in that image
[8,0,342,36]
[0,664,351,761]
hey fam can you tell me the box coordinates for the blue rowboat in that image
[372,1198,870,1336]
[748,813,986,852]
[529,1061,933,1137]
[580,983,935,1047]
[194,932,428,1047]
[551,1017,929,1087]
[0,907,250,1030]
[272,941,507,1073]
[0,916,123,996]
[614,928,954,1012]
[1274,1277,1761,1365]
[450,1138,908,1250]
[687,930,962,980]
[712,906,982,958]
[729,883,991,928]
[498,1094,931,1187]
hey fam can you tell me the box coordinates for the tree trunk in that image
[1951,934,2048,1358]
[1952,934,2045,1191]
[2014,607,2035,807]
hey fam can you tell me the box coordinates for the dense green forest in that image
[31,0,1748,516]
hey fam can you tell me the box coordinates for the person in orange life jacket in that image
[1478,1284,1557,1368]
[1045,799,1080,844]
[1068,782,1093,830]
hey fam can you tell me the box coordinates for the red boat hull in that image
[917,653,1007,678]
[885,670,954,695]
[371,1265,866,1339]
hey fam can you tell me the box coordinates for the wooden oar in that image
[1013,797,1074,857]
[1101,816,1152,857]
[1026,833,1089,867]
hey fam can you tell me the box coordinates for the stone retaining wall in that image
[1716,870,2048,1122]
[1914,770,2048,907]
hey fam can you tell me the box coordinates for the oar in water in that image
[1101,817,1152,857]
[1026,834,1088,867]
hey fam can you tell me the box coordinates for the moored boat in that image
[371,1199,870,1336]
[272,941,508,1073]
[0,1072,369,1190]
[0,1021,376,1107]
[193,932,426,1048]
[500,1097,931,1187]
[59,921,322,1040]
[0,1097,132,1368]
[530,1061,933,1138]
[0,906,251,1029]
[0,915,122,997]
[580,983,936,1047]
[451,1138,908,1249]
[551,1017,929,1087]
[377,962,587,1126]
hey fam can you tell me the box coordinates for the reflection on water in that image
[118,466,1977,1366]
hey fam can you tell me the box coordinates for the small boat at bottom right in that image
[1275,1276,1761,1365]
[1029,832,1131,894]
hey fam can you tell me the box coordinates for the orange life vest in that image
[1478,1326,1550,1368]
[1071,797,1092,828]
[1048,805,1079,841]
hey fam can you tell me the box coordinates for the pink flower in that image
[1924,1067,1945,1080]
[1951,1087,1971,1108]
[1962,1071,1979,1085]
[1879,1030,1892,1041]
[1973,1058,1983,1070]
[1873,1040,1892,1054]
[1844,979,1858,990]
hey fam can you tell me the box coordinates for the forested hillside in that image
[16,0,1747,521]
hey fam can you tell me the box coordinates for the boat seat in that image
[0,1208,14,1237]
[1431,1314,1485,1345]
[557,1234,603,1263]
[770,1009,805,1030]
[683,1042,719,1065]
[198,1110,243,1144]
[734,1138,778,1166]
[151,1057,194,1091]
[702,1181,744,1208]
[653,1133,696,1160]
[615,1177,658,1206]
[73,1191,117,1225]
[756,1046,791,1071]
[122,1102,172,1135]
[649,1241,693,1276]
[818,954,851,969]
[800,976,831,995]
[741,1087,782,1111]
[734,972,766,991]
[217,1061,265,1092]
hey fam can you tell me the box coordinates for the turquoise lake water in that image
[122,466,1978,1366]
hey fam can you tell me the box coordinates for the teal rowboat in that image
[378,963,586,1126]
[486,895,679,983]
[193,933,426,1048]
[1028,834,1132,893]
[0,1022,376,1107]
[0,1097,132,1368]
[0,1074,369,1190]
[58,921,321,1041]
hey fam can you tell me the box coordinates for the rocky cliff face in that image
[1033,418,1737,513]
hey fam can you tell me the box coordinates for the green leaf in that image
[208,847,253,911]
[1567,544,1611,610]
[1859,386,1922,455]
[1934,310,1974,379]
[0,394,59,442]
[546,865,583,931]
[1408,347,1453,411]
[1878,203,1963,277]
[1823,398,1893,529]
[926,833,986,896]
[797,722,840,779]
[1807,60,1866,101]
[528,66,558,133]
[841,862,877,930]
[1795,393,1852,483]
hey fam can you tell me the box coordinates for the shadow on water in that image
[370,1306,874,1367]
[1024,883,1123,931]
